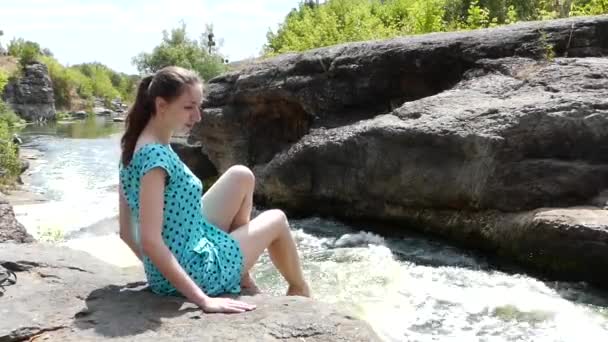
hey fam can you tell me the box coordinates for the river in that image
[12,116,608,342]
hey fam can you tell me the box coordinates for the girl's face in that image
[157,83,203,134]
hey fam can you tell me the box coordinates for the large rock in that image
[170,135,218,182]
[2,62,56,122]
[0,243,380,341]
[258,56,608,212]
[186,16,608,287]
[197,15,608,173]
[0,194,33,243]
[401,206,608,286]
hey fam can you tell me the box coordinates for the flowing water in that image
[13,117,608,342]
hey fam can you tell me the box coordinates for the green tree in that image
[7,38,42,66]
[132,22,227,80]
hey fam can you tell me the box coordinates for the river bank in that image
[2,141,141,268]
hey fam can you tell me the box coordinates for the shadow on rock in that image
[74,281,198,338]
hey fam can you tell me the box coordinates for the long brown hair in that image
[120,66,201,166]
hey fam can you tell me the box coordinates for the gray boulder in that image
[2,62,56,122]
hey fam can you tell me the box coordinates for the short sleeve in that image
[139,145,174,180]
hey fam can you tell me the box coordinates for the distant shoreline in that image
[3,145,48,206]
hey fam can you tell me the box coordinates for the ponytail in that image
[120,75,154,166]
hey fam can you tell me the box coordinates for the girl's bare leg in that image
[230,209,310,297]
[201,165,260,293]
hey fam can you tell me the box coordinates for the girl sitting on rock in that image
[117,66,310,314]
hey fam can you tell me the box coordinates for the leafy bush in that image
[264,0,608,55]
[0,99,24,186]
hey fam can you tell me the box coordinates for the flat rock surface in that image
[0,243,380,342]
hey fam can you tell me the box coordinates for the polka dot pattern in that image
[119,143,244,296]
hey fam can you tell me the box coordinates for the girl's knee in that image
[264,209,289,232]
[226,165,255,186]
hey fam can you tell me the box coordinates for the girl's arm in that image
[118,182,143,261]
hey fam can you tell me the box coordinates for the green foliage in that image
[571,0,608,15]
[7,38,42,67]
[465,0,493,28]
[264,0,608,55]
[266,0,396,54]
[4,34,137,112]
[76,63,121,104]
[0,100,25,130]
[506,5,519,24]
[0,69,8,93]
[539,29,556,61]
[0,99,24,186]
[411,0,447,33]
[40,56,73,109]
[38,56,136,110]
[132,22,228,81]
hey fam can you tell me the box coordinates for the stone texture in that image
[392,206,608,286]
[256,57,608,213]
[2,62,56,122]
[170,136,218,182]
[0,243,380,342]
[0,194,32,243]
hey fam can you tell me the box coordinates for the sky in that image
[0,0,303,74]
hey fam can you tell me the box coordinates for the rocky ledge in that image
[0,194,33,243]
[0,242,380,342]
[180,15,608,288]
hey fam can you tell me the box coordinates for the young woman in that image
[118,66,310,314]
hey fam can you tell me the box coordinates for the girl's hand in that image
[200,297,256,314]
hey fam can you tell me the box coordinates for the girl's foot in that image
[286,282,311,297]
[241,273,262,295]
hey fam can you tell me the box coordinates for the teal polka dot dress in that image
[119,143,244,296]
